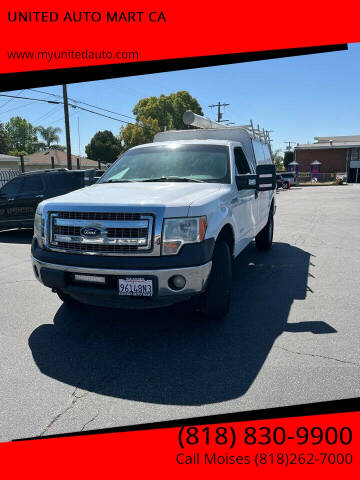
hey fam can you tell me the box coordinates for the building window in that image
[350,148,360,161]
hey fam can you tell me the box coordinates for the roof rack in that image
[237,120,272,144]
[182,111,272,145]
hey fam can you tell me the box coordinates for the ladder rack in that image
[238,119,272,145]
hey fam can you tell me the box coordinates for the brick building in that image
[294,135,360,183]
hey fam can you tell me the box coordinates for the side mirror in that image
[236,174,257,190]
[256,164,276,191]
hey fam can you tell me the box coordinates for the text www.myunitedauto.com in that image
[7,50,139,62]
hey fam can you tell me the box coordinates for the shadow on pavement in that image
[28,242,336,406]
[284,322,336,334]
[0,229,33,244]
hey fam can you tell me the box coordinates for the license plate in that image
[118,277,153,297]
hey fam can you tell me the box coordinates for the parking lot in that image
[0,185,359,442]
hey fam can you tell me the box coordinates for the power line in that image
[0,94,61,105]
[0,100,40,117]
[0,94,134,124]
[0,92,159,139]
[28,88,136,121]
[31,104,63,124]
[69,103,133,124]
[46,110,77,126]
[0,89,25,110]
[28,88,61,99]
[70,98,136,121]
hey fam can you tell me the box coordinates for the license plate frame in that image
[118,277,154,297]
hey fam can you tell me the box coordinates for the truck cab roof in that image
[131,139,242,149]
[151,127,272,168]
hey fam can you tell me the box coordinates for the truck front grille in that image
[48,212,154,256]
[56,242,138,253]
[57,211,141,221]
[53,225,148,239]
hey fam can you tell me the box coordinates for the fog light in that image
[169,275,186,291]
[74,274,106,284]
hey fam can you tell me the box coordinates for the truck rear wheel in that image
[255,212,274,251]
[199,240,232,319]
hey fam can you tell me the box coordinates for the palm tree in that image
[36,126,64,151]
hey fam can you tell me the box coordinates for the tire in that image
[282,181,289,190]
[199,241,232,319]
[255,212,274,251]
[55,289,79,305]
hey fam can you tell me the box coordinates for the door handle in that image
[8,198,14,201]
[35,195,44,198]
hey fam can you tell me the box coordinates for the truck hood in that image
[42,182,225,216]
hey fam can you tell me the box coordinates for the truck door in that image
[0,176,24,229]
[233,147,257,253]
[9,174,45,227]
[252,141,272,233]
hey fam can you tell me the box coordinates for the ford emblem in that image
[80,227,102,238]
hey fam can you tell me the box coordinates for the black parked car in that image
[0,169,96,231]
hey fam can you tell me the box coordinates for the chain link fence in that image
[0,169,21,188]
[297,172,347,184]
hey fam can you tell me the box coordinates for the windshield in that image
[99,144,231,184]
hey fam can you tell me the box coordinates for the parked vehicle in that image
[279,172,297,186]
[0,169,96,231]
[276,173,290,190]
[31,112,277,319]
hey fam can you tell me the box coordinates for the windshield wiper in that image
[102,179,136,183]
[141,176,204,183]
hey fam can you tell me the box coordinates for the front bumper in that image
[31,255,212,309]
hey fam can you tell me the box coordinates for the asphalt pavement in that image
[1,185,359,441]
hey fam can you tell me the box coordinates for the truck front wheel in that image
[199,240,232,319]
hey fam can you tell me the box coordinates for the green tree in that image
[5,116,38,154]
[272,149,284,170]
[85,130,122,164]
[0,123,10,154]
[119,117,161,151]
[8,149,27,157]
[132,91,203,131]
[283,150,294,170]
[36,125,64,150]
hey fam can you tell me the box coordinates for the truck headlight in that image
[34,206,45,247]
[162,216,207,255]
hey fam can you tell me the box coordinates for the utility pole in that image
[284,141,296,151]
[62,84,72,170]
[208,101,230,123]
[77,116,81,159]
[19,154,24,173]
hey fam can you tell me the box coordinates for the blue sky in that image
[1,43,360,155]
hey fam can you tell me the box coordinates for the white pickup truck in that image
[31,113,276,319]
